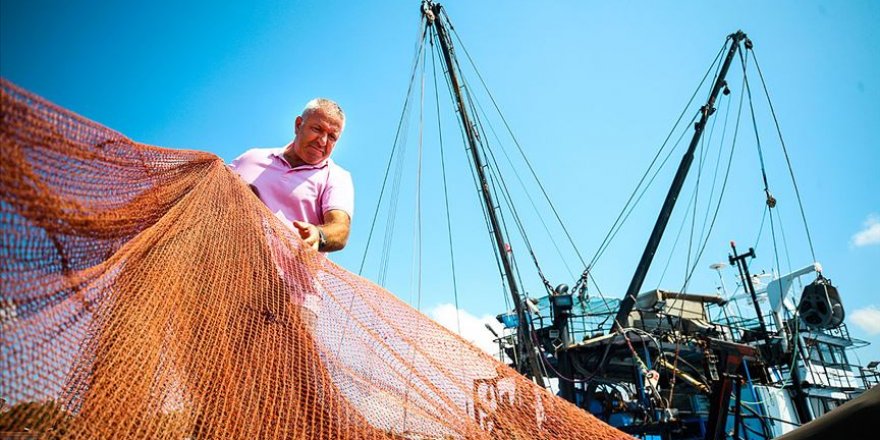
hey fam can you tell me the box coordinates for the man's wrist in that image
[317,226,328,251]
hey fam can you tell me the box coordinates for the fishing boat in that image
[2,2,872,439]
[359,2,880,439]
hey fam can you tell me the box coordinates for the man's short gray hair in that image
[302,98,345,124]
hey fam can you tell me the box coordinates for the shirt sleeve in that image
[321,166,354,220]
[228,149,252,171]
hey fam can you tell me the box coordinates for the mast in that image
[423,1,545,386]
[612,31,748,332]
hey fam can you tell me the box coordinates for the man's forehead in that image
[304,109,344,130]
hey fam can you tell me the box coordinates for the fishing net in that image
[0,78,629,439]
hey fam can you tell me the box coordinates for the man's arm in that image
[292,209,351,252]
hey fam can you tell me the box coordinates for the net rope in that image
[0,78,628,439]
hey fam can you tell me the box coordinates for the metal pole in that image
[612,31,748,332]
[425,1,545,386]
[729,242,769,338]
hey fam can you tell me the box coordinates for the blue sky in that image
[2,1,878,361]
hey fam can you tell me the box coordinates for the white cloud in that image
[428,303,504,357]
[851,306,880,335]
[851,214,880,247]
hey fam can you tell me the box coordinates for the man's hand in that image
[292,211,350,253]
[293,221,321,251]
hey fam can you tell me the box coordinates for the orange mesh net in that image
[0,78,629,439]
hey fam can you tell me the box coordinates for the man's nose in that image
[317,132,328,145]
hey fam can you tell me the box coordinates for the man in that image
[230,98,353,252]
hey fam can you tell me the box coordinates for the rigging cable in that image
[739,48,784,278]
[447,18,587,268]
[468,88,527,299]
[483,141,541,304]
[451,18,614,353]
[674,40,748,297]
[448,13,731,327]
[402,35,431,429]
[698,73,736,257]
[661,40,748,365]
[599,40,745,406]
[442,31,555,381]
[586,71,722,321]
[750,49,817,262]
[447,30,551,302]
[432,24,514,309]
[340,21,427,356]
[654,78,727,290]
[584,41,732,332]
[474,106,556,294]
[413,26,427,311]
[586,41,728,273]
[582,109,701,331]
[686,110,705,282]
[775,207,798,283]
[655,171,702,288]
[589,108,700,286]
[684,50,726,286]
[358,21,428,277]
[657,75,735,289]
[741,45,805,306]
[471,95,577,279]
[429,25,462,334]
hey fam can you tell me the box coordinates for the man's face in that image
[290,109,344,165]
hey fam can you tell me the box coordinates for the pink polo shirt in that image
[230,148,354,229]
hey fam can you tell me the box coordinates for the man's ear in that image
[294,115,303,134]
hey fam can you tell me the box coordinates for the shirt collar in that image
[271,147,331,170]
